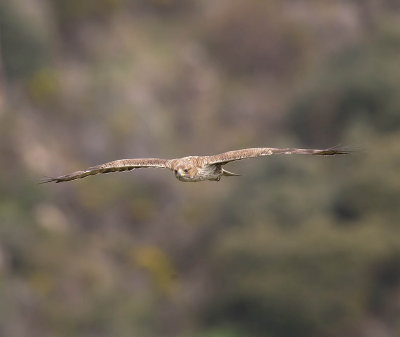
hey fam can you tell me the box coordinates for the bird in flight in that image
[41,146,348,183]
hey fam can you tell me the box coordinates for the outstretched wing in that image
[206,147,349,165]
[40,158,170,183]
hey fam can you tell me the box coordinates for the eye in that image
[183,169,189,173]
[174,170,177,174]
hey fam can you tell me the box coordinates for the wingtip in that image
[314,145,354,156]
[38,176,58,184]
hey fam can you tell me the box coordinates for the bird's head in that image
[173,166,196,182]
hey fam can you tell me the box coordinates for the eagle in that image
[41,147,348,183]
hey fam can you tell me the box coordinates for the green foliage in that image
[51,0,127,24]
[288,26,400,144]
[0,2,49,80]
[202,2,307,78]
[195,327,243,337]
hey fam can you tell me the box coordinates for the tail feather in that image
[222,169,241,177]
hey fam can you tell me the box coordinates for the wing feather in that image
[40,158,169,183]
[206,147,349,165]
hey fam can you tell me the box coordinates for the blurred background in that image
[1,0,400,336]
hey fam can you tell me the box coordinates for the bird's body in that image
[169,156,217,182]
[41,146,349,184]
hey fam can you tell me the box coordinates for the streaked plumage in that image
[41,146,348,183]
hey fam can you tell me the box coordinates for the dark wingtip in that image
[314,145,354,156]
[318,149,349,155]
[38,176,59,184]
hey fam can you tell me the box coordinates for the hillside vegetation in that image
[1,1,400,336]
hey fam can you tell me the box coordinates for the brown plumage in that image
[40,146,349,183]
